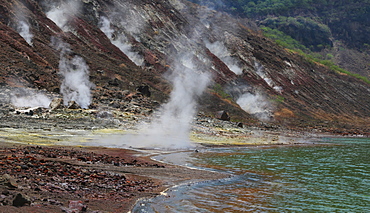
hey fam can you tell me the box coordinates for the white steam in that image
[206,40,243,75]
[99,16,144,66]
[236,92,273,122]
[255,62,283,93]
[110,1,148,40]
[46,1,81,31]
[13,2,33,46]
[129,53,211,149]
[99,16,114,39]
[17,21,33,46]
[10,88,51,108]
[52,38,93,109]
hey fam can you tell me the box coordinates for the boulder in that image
[12,193,31,207]
[49,98,64,110]
[136,85,151,97]
[216,110,230,121]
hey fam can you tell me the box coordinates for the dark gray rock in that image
[12,193,31,207]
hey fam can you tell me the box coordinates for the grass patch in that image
[212,83,233,101]
[303,54,370,84]
[262,27,370,84]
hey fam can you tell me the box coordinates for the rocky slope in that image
[188,0,370,79]
[0,0,369,133]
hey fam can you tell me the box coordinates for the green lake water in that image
[134,137,370,212]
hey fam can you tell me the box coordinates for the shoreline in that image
[128,139,339,212]
[0,141,231,212]
[0,131,366,212]
[0,108,367,212]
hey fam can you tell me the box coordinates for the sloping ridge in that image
[0,0,369,134]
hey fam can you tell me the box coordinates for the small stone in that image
[68,200,87,212]
[96,111,113,118]
[21,165,29,170]
[27,110,34,116]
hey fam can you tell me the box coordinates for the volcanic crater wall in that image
[0,0,369,132]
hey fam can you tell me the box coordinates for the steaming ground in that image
[46,0,81,32]
[10,88,52,108]
[205,40,243,75]
[99,16,144,66]
[17,21,33,46]
[0,85,321,150]
[51,37,94,109]
[84,52,211,150]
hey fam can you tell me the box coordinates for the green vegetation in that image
[260,16,332,51]
[192,0,370,48]
[274,95,285,103]
[261,26,309,52]
[212,83,233,101]
[261,27,370,83]
[191,0,370,84]
[306,56,370,84]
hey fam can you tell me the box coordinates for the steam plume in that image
[10,88,51,108]
[205,40,243,75]
[52,37,93,109]
[236,92,273,122]
[13,2,33,46]
[17,21,33,46]
[46,1,81,31]
[255,62,283,93]
[99,16,144,66]
[132,52,211,148]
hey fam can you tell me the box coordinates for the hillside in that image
[189,0,370,79]
[0,0,369,134]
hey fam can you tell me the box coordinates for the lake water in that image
[133,137,370,212]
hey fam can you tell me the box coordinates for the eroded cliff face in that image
[0,0,369,133]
